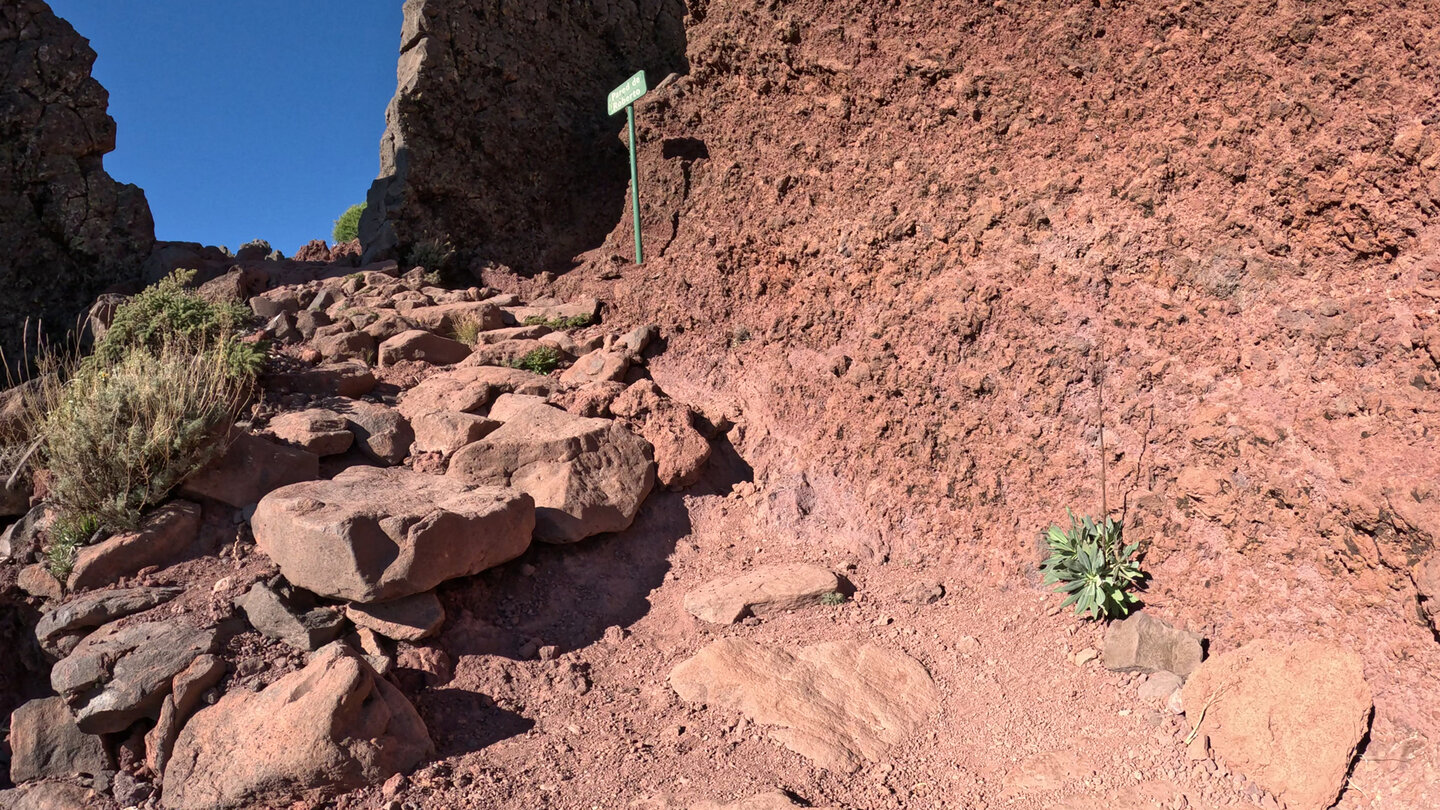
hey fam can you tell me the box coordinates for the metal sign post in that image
[608,70,648,265]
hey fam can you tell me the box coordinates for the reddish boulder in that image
[378,329,472,367]
[558,348,628,385]
[292,239,332,263]
[612,380,711,489]
[411,411,500,456]
[1183,640,1372,810]
[8,696,113,784]
[251,466,534,602]
[403,301,504,334]
[396,365,553,420]
[265,409,354,457]
[67,501,201,591]
[322,398,413,466]
[448,395,655,543]
[161,643,432,810]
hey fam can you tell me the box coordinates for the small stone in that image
[235,580,345,651]
[1137,671,1184,701]
[1103,611,1205,677]
[1074,648,1099,666]
[17,564,63,600]
[1187,732,1210,761]
[683,564,840,624]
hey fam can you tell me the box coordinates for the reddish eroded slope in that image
[492,0,1440,794]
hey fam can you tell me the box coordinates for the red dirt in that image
[468,0,1439,806]
[7,1,1440,808]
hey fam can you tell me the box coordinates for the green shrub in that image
[407,238,455,279]
[94,269,262,381]
[1040,511,1144,620]
[333,203,365,244]
[44,513,99,581]
[38,341,245,531]
[521,313,596,330]
[509,346,563,375]
[819,591,847,606]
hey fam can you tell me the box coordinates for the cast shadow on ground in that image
[437,434,753,661]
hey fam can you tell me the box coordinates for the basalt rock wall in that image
[0,0,154,362]
[360,0,689,273]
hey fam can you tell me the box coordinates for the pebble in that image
[1074,648,1099,666]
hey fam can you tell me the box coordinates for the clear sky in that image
[47,1,401,255]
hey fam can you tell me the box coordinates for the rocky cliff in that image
[0,0,154,363]
[359,0,689,272]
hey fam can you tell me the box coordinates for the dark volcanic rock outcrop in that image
[360,0,688,271]
[0,0,154,361]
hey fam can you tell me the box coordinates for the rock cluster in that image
[0,253,716,807]
[0,0,154,362]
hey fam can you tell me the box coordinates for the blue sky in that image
[48,1,400,254]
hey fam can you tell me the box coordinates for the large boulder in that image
[683,564,840,624]
[265,409,354,457]
[670,639,940,773]
[378,329,472,366]
[1182,640,1372,810]
[612,380,713,489]
[8,696,112,784]
[448,396,655,543]
[50,620,218,734]
[67,501,201,591]
[161,643,432,810]
[252,466,534,602]
[0,0,155,363]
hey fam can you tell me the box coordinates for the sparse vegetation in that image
[24,271,258,531]
[728,326,752,347]
[44,513,99,581]
[408,238,455,279]
[94,269,264,382]
[333,202,366,244]
[819,591,847,606]
[452,318,486,347]
[522,313,596,330]
[509,346,563,374]
[1039,511,1144,620]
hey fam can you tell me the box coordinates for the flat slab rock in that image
[448,395,655,543]
[67,501,200,591]
[252,465,534,602]
[8,696,113,784]
[50,620,218,734]
[1183,639,1372,810]
[683,564,840,624]
[162,643,432,810]
[34,585,184,653]
[669,638,939,772]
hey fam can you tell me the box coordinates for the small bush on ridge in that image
[510,346,563,375]
[37,341,245,531]
[333,202,365,244]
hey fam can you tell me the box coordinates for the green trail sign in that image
[609,70,648,264]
